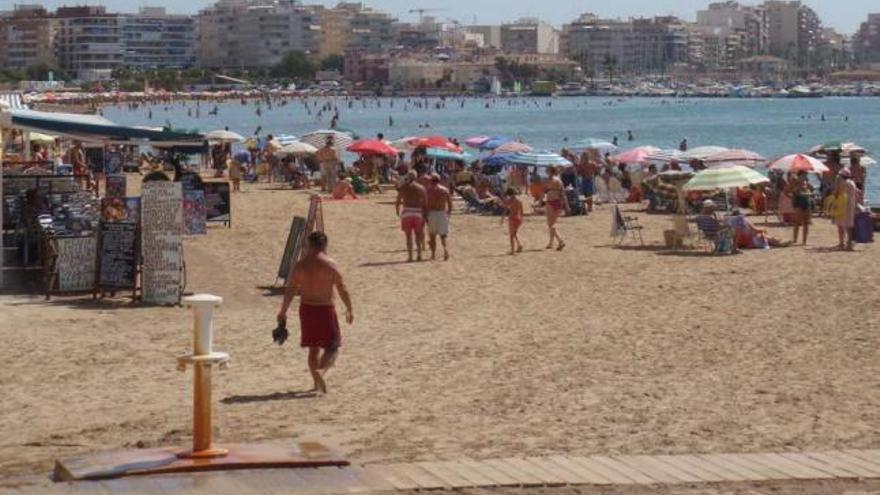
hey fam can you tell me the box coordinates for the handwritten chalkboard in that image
[55,236,97,292]
[141,182,183,305]
[203,181,231,225]
[277,216,306,280]
[183,190,207,236]
[99,222,138,289]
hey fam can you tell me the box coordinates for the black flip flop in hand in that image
[272,315,289,346]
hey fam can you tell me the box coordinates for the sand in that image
[1,177,879,480]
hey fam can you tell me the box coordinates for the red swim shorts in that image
[509,216,523,230]
[401,215,425,233]
[299,304,341,351]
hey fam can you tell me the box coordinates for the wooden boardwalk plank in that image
[289,468,339,495]
[482,458,545,486]
[99,477,183,495]
[844,449,880,470]
[390,463,446,490]
[613,455,689,483]
[442,461,498,487]
[712,453,792,480]
[547,456,614,485]
[219,471,284,495]
[342,466,397,492]
[654,455,726,482]
[316,466,372,494]
[501,458,566,486]
[674,455,749,482]
[525,457,589,484]
[779,453,864,478]
[457,459,521,486]
[745,454,833,479]
[697,454,769,481]
[825,451,880,476]
[622,455,702,483]
[362,465,419,491]
[803,452,876,479]
[253,469,313,495]
[577,456,651,484]
[416,461,473,488]
[760,454,838,479]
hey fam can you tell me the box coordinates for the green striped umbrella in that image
[683,165,769,191]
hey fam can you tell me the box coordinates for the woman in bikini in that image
[543,166,569,251]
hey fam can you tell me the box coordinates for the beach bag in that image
[854,212,874,244]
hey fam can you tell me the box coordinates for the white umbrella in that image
[299,130,354,154]
[508,150,572,168]
[205,129,244,143]
[277,141,318,156]
[683,165,769,191]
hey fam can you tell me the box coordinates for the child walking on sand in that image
[501,188,524,255]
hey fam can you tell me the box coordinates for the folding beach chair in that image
[611,204,644,246]
[694,215,736,254]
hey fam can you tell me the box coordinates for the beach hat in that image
[702,199,716,209]
[838,168,852,178]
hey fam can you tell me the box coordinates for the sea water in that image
[102,96,880,202]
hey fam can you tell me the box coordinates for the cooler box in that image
[854,211,874,244]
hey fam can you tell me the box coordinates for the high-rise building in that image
[500,18,558,54]
[55,6,123,81]
[0,5,56,70]
[854,13,880,64]
[121,7,196,70]
[467,25,501,49]
[762,1,821,68]
[561,14,688,75]
[197,0,321,69]
[696,1,767,60]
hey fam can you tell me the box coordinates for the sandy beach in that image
[1,178,878,480]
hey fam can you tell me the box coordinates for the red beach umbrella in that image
[347,139,398,156]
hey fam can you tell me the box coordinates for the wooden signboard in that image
[55,236,98,292]
[277,216,306,281]
[183,190,207,236]
[203,181,231,227]
[141,182,183,305]
[98,221,138,289]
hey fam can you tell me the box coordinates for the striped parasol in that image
[683,165,769,191]
[274,134,299,146]
[569,138,617,153]
[768,154,829,174]
[492,141,533,154]
[680,146,729,161]
[479,136,513,150]
[299,129,354,154]
[702,149,767,168]
[426,148,474,161]
[465,135,491,148]
[612,146,662,165]
[644,149,683,166]
[508,150,573,168]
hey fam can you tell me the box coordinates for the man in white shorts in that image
[425,174,452,261]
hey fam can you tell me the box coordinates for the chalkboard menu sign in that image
[183,190,207,236]
[99,222,138,289]
[105,174,126,198]
[141,182,183,305]
[277,216,306,280]
[179,172,204,193]
[203,182,231,225]
[55,236,98,291]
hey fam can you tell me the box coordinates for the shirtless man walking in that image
[395,171,427,262]
[278,231,353,394]
[425,174,452,261]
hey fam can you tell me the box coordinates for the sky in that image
[14,0,875,34]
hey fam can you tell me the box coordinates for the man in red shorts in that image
[395,171,427,262]
[278,231,353,394]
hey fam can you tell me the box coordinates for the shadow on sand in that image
[221,390,318,404]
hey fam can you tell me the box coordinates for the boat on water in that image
[787,85,824,98]
[557,82,587,97]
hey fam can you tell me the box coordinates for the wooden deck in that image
[5,449,880,494]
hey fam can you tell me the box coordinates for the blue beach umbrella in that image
[509,151,573,168]
[425,147,473,161]
[479,136,513,150]
[481,152,516,167]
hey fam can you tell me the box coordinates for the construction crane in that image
[408,7,446,23]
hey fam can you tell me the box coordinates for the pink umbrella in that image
[465,135,490,148]
[492,141,533,154]
[702,149,767,167]
[611,146,661,165]
[769,154,829,174]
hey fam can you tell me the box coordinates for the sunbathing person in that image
[725,209,791,249]
[331,178,358,200]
